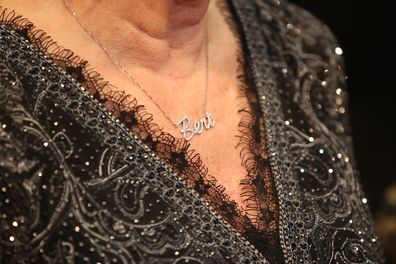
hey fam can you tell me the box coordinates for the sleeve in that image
[286,2,354,147]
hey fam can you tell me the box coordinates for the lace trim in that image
[0,2,280,257]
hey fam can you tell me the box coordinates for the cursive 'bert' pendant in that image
[176,111,215,141]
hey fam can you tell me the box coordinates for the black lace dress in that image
[0,0,384,263]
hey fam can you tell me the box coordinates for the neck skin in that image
[66,0,212,78]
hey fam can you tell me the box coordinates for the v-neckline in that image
[0,0,281,260]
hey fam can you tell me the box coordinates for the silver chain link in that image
[64,0,210,128]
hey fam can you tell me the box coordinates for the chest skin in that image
[1,0,259,220]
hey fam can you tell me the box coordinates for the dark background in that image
[290,0,393,262]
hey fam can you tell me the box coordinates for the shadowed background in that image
[289,0,393,262]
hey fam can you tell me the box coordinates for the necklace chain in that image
[63,0,215,140]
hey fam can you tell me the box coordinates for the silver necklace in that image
[64,0,215,141]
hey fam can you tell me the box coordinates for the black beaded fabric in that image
[0,0,384,263]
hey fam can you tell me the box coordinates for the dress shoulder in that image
[264,0,355,154]
[243,1,385,263]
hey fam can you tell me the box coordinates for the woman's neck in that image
[66,0,212,75]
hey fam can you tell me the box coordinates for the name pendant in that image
[176,111,215,141]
